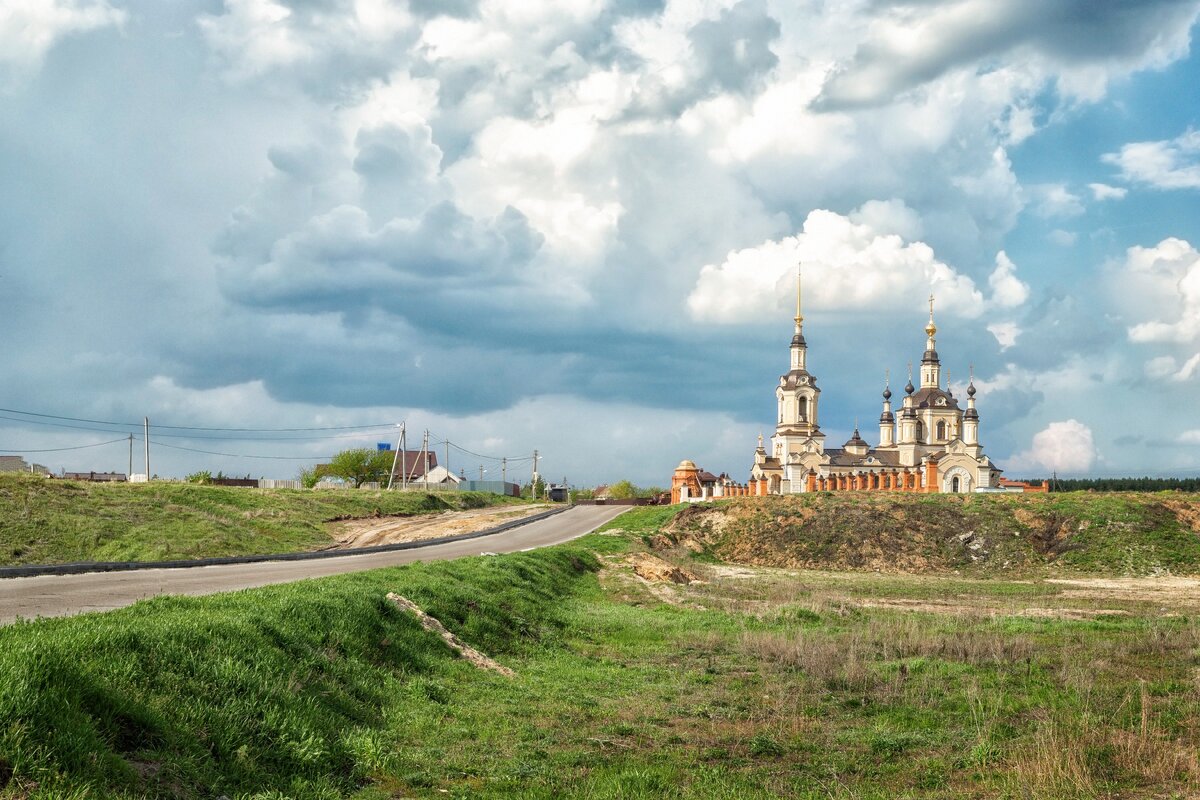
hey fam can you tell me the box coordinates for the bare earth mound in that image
[658,492,1200,576]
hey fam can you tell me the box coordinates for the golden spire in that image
[794,262,804,326]
[925,293,937,337]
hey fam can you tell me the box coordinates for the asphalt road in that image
[0,504,629,626]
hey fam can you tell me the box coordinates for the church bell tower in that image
[772,266,824,460]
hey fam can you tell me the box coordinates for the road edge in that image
[0,505,573,580]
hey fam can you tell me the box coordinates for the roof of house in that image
[387,451,438,480]
[0,456,28,471]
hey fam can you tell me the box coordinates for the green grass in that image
[2,512,1198,798]
[0,473,525,566]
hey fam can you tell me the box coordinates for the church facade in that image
[749,275,1002,495]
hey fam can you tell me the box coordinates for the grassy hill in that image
[2,518,1198,799]
[655,492,1200,577]
[0,473,523,566]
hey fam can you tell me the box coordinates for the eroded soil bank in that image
[330,503,553,548]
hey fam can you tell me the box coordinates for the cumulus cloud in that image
[988,322,1020,351]
[1182,429,1200,445]
[686,206,985,323]
[1102,129,1200,190]
[1123,238,1200,343]
[0,0,123,83]
[1029,183,1085,218]
[1088,182,1127,201]
[1144,354,1200,382]
[198,0,314,78]
[988,251,1030,308]
[1047,229,1077,246]
[1009,419,1097,474]
[5,0,1200,482]
[197,0,422,88]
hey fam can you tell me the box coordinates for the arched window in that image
[936,420,947,440]
[952,476,961,493]
[797,396,807,421]
[914,419,924,441]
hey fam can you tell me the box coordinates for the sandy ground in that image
[605,559,1200,619]
[1045,576,1200,606]
[330,504,553,549]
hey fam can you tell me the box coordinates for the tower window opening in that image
[798,397,807,421]
[936,420,947,440]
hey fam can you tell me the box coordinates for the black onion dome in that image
[905,379,915,394]
[883,386,892,400]
[967,382,976,397]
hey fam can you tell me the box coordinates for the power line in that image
[0,437,130,454]
[151,441,334,461]
[435,438,534,463]
[0,407,542,469]
[0,406,399,433]
[0,412,397,441]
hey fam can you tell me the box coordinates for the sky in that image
[2,0,1200,486]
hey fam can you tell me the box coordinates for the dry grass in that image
[1007,698,1200,798]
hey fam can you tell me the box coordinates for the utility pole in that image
[479,465,484,481]
[501,457,507,485]
[128,434,133,479]
[444,440,449,478]
[143,418,150,481]
[531,449,539,499]
[422,429,430,491]
[401,425,408,490]
[387,422,405,490]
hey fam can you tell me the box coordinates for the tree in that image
[521,476,547,499]
[608,480,637,500]
[298,466,321,489]
[324,448,396,488]
[186,470,213,485]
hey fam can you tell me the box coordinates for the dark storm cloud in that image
[818,0,1200,109]
[221,202,545,323]
[407,0,480,19]
[688,0,781,94]
[1004,292,1122,372]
